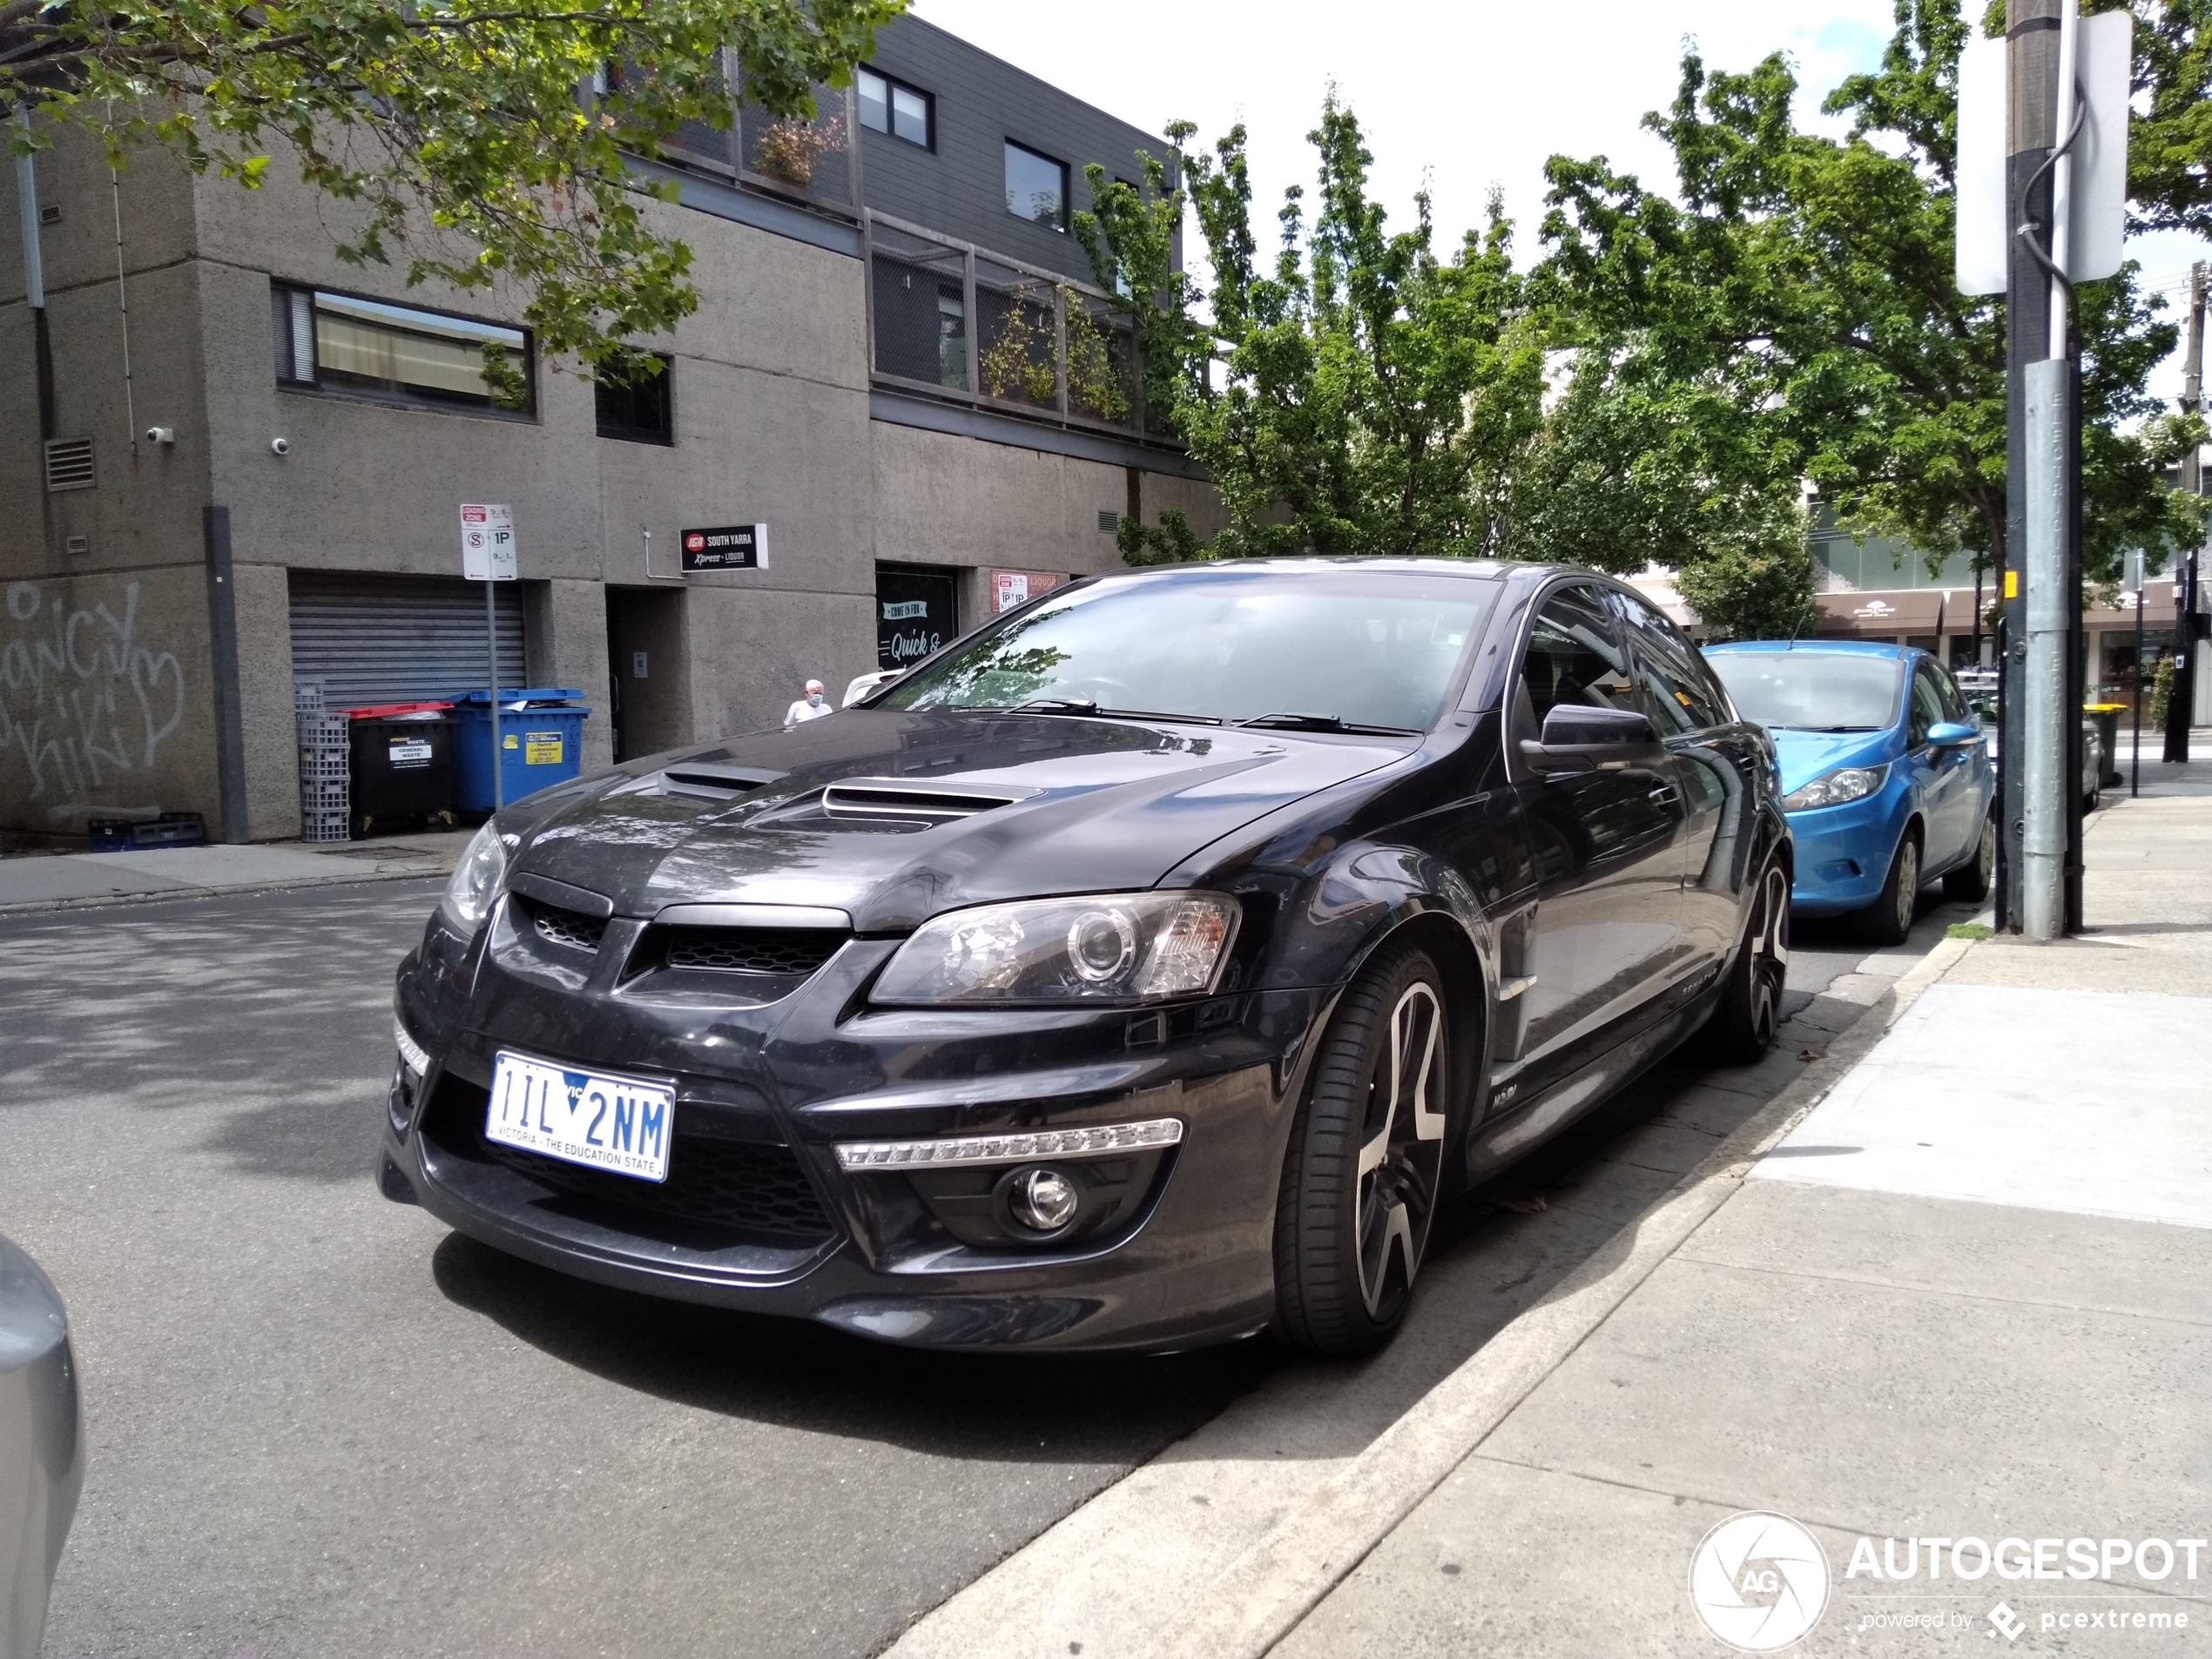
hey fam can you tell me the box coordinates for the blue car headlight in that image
[873,891,1240,1006]
[1782,762,1889,812]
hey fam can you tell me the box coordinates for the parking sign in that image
[460,503,518,580]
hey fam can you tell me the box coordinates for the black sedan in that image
[383,560,1788,1355]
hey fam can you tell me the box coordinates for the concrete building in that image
[0,16,1217,843]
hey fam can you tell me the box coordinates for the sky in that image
[914,0,2207,403]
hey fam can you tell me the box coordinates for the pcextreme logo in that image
[1689,1511,1831,1651]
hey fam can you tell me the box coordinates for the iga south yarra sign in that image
[680,524,768,573]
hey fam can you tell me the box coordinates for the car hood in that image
[507,709,1415,931]
[1770,727,1898,797]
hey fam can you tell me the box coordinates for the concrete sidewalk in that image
[889,759,2212,1659]
[0,830,468,914]
[1269,765,2212,1654]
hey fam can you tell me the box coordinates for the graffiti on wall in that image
[1,580,189,821]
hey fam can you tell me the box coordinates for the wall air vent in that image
[44,437,94,492]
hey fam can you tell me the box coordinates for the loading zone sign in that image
[460,503,517,580]
[681,523,768,573]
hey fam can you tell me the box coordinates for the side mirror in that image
[1927,720,1979,748]
[1520,704,1665,775]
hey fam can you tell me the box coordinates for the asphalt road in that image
[0,874,1977,1659]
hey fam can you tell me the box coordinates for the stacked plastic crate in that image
[294,680,351,843]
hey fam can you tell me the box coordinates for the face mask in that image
[808,693,824,707]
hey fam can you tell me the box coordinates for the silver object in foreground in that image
[1,1235,84,1659]
[2023,360,2069,940]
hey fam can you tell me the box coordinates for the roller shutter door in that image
[287,573,527,710]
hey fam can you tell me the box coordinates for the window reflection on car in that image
[878,569,1489,734]
[1705,651,1905,733]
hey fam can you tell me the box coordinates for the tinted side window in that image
[1521,588,1634,722]
[1928,660,1969,725]
[1909,666,1946,746]
[1608,590,1727,733]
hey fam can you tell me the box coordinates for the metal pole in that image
[2132,560,2144,797]
[2023,360,2070,939]
[487,577,503,812]
[1999,0,2062,934]
[2168,260,2205,759]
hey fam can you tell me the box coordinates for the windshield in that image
[1704,651,1905,732]
[878,569,1494,732]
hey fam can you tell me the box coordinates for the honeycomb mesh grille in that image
[532,905,608,954]
[482,1136,834,1243]
[661,927,846,974]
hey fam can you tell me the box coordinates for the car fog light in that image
[1008,1167,1079,1233]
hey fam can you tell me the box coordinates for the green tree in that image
[3,0,901,372]
[1672,494,1822,641]
[1078,99,1546,562]
[2113,0,2211,238]
[1538,0,2206,590]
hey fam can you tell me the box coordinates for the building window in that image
[595,356,674,444]
[270,284,533,415]
[1004,141,1069,231]
[857,67,932,148]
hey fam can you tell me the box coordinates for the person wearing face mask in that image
[784,678,832,727]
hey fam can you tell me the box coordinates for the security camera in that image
[269,436,291,456]
[145,426,174,446]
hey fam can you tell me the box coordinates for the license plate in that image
[487,1051,673,1183]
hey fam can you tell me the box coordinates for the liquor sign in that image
[459,503,517,580]
[680,523,768,573]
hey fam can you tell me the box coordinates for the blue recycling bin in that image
[448,687,590,812]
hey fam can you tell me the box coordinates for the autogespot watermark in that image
[1689,1514,2208,1649]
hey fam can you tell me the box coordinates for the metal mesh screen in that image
[871,224,968,391]
[1067,290,1138,430]
[975,260,1058,413]
[740,84,853,208]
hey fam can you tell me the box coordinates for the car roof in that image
[1088,556,1521,583]
[1704,639,1916,659]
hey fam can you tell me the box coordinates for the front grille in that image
[532,905,607,954]
[481,1136,834,1244]
[662,927,846,974]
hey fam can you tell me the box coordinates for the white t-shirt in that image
[784,698,832,727]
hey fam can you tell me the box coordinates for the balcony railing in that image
[640,57,860,217]
[865,210,1172,445]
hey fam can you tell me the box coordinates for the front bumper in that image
[383,897,1318,1351]
[1781,785,1910,915]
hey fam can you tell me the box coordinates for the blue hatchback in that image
[1703,642,1995,943]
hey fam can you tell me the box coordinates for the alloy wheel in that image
[1743,863,1791,1050]
[1353,983,1447,1320]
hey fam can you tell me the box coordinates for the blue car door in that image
[1907,659,1974,871]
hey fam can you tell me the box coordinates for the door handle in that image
[1647,784,1680,806]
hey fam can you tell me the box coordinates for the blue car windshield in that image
[879,570,1493,732]
[1706,651,1904,732]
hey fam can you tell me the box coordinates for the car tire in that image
[1944,812,1995,903]
[1856,830,1920,947]
[1700,858,1790,1065]
[1272,947,1450,1358]
[2082,779,2101,813]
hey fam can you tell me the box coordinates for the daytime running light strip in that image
[835,1117,1184,1170]
[395,1021,430,1078]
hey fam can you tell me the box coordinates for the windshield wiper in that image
[1768,723,1882,733]
[1235,712,1420,736]
[1010,698,1224,725]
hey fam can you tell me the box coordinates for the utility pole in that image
[2001,0,2061,936]
[2165,260,2206,760]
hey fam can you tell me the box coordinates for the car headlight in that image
[438,821,509,934]
[873,891,1240,1006]
[1782,763,1889,812]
